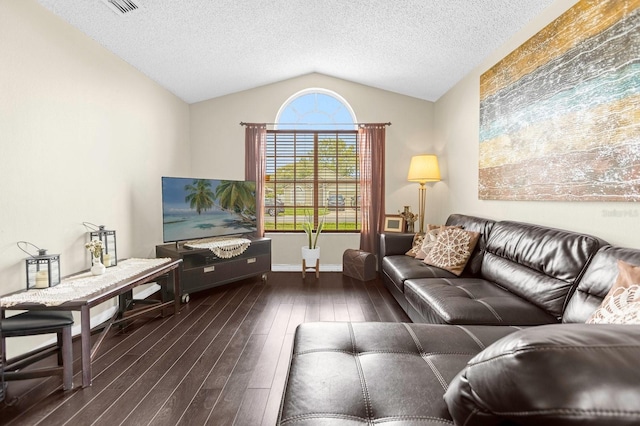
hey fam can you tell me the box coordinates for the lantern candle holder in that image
[18,241,61,290]
[85,223,117,267]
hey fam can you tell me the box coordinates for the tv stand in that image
[155,237,271,302]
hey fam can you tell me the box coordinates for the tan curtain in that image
[358,124,386,256]
[245,123,267,237]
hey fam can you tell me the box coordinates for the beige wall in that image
[434,0,639,249]
[190,73,437,267]
[8,0,631,359]
[0,1,190,356]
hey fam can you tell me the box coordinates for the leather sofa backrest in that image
[445,323,640,426]
[563,245,640,323]
[445,214,496,276]
[481,221,604,319]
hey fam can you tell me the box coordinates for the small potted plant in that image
[85,239,105,275]
[301,213,324,264]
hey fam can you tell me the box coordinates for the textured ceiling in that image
[36,0,554,104]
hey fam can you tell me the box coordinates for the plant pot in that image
[301,246,320,263]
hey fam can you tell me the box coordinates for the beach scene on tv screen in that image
[162,178,257,242]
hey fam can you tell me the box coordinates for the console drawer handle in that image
[247,258,256,264]
[204,266,215,273]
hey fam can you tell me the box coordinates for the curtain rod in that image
[239,122,391,126]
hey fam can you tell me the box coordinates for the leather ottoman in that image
[342,249,376,281]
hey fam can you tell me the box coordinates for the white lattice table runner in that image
[0,258,172,307]
[184,237,251,259]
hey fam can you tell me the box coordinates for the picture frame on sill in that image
[383,215,405,233]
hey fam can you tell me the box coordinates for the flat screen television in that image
[161,177,257,243]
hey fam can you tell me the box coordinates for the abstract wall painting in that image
[479,0,640,201]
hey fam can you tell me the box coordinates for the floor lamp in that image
[407,154,441,234]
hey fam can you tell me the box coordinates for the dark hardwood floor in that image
[1,272,409,425]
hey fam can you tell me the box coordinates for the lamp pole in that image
[407,154,441,234]
[417,182,426,234]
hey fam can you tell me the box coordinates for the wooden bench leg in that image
[61,326,73,390]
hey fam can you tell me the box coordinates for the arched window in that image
[275,89,357,130]
[265,89,361,232]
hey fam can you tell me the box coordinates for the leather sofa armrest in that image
[444,324,640,426]
[379,233,415,257]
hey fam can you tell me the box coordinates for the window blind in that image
[265,130,361,232]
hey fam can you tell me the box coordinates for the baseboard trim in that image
[271,264,342,272]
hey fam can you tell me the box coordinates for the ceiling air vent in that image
[101,0,143,16]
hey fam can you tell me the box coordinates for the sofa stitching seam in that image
[279,412,368,424]
[468,344,640,366]
[454,325,486,350]
[349,322,373,423]
[374,415,455,424]
[476,299,503,321]
[403,324,448,391]
[491,408,640,417]
[424,357,448,391]
[296,348,479,356]
[454,284,475,299]
[280,413,455,424]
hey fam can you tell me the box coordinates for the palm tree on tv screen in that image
[215,180,256,223]
[184,179,215,214]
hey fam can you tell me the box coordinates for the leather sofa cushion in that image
[481,221,604,319]
[445,323,640,426]
[278,322,519,425]
[381,255,457,294]
[405,278,557,325]
[564,245,640,323]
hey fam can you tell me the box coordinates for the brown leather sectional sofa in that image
[278,214,640,425]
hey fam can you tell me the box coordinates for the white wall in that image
[434,0,639,249]
[0,1,190,356]
[190,73,437,267]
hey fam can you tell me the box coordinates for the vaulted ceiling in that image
[37,0,555,104]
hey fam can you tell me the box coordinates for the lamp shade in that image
[407,155,441,183]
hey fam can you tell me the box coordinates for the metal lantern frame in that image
[17,242,62,290]
[89,225,117,267]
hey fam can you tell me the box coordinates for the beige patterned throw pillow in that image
[423,227,480,276]
[415,227,441,260]
[414,225,463,260]
[587,285,640,324]
[587,260,640,324]
[405,233,425,257]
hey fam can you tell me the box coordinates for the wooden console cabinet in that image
[155,237,271,302]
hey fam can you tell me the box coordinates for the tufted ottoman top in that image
[277,322,519,425]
